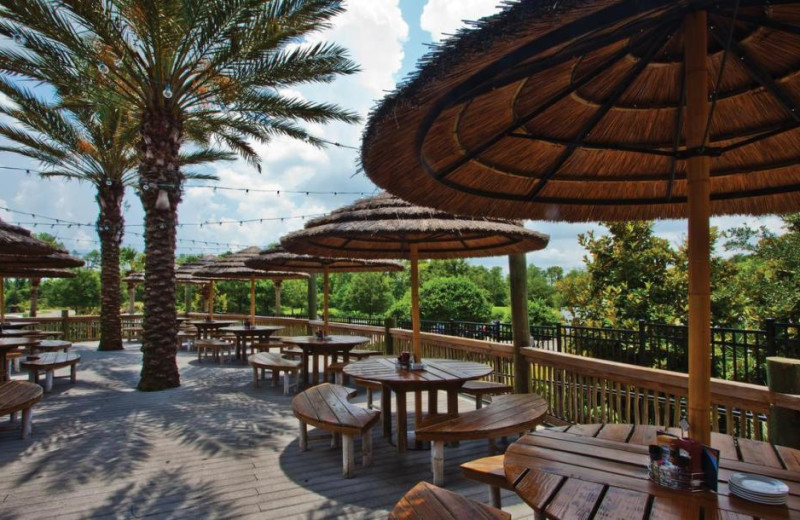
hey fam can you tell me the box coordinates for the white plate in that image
[730,489,787,505]
[729,473,789,497]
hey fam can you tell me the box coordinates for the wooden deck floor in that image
[0,342,533,519]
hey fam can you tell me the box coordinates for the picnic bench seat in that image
[196,339,232,363]
[389,481,510,520]
[32,340,71,353]
[176,330,195,350]
[416,393,548,485]
[0,381,43,438]
[461,455,512,509]
[21,352,80,392]
[292,383,380,478]
[248,352,301,395]
[460,380,513,409]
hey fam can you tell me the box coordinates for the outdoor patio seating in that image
[459,380,513,409]
[248,352,301,394]
[21,352,80,392]
[460,455,510,509]
[389,481,509,520]
[196,339,232,363]
[0,381,43,439]
[292,383,379,478]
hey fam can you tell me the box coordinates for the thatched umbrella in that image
[0,218,62,256]
[193,246,309,322]
[245,247,404,335]
[360,0,800,442]
[125,257,215,316]
[0,251,85,269]
[280,193,549,364]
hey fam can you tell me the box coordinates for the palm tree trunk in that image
[97,183,125,351]
[137,110,183,391]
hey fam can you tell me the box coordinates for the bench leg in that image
[197,348,202,363]
[299,420,308,451]
[366,388,373,409]
[283,371,290,395]
[334,372,343,385]
[331,432,340,449]
[381,388,392,438]
[45,370,54,392]
[490,486,502,509]
[21,407,33,439]
[342,434,355,478]
[271,369,279,388]
[362,428,373,467]
[70,364,77,384]
[10,411,17,422]
[253,367,259,388]
[431,440,445,486]
[476,396,484,409]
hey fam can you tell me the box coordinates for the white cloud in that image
[420,0,503,42]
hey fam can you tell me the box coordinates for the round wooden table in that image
[0,322,36,330]
[281,335,370,386]
[188,320,238,339]
[504,424,800,520]
[0,338,40,382]
[219,325,283,360]
[343,357,493,452]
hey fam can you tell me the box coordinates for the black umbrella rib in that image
[709,22,800,122]
[714,12,800,37]
[433,37,638,182]
[526,24,677,201]
[666,62,687,201]
[508,133,676,157]
[721,120,800,153]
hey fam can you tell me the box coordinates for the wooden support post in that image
[0,276,5,323]
[128,283,137,315]
[274,280,282,317]
[21,407,32,439]
[30,278,40,318]
[410,244,422,363]
[509,253,531,394]
[61,309,70,341]
[767,357,800,448]
[307,275,317,320]
[362,428,373,466]
[250,276,256,323]
[209,280,215,321]
[384,317,395,355]
[299,420,308,451]
[323,267,330,337]
[685,9,712,444]
[184,285,191,314]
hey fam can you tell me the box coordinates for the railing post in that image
[384,317,395,355]
[556,325,562,353]
[766,357,800,448]
[61,309,70,341]
[765,318,777,357]
[638,319,647,363]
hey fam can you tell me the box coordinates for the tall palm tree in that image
[0,0,359,390]
[0,78,226,351]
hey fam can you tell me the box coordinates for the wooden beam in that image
[275,280,282,317]
[0,276,4,323]
[685,9,712,444]
[509,253,530,393]
[410,244,422,363]
[323,266,330,337]
[250,276,256,323]
[209,280,215,321]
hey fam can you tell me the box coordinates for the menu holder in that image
[648,431,719,492]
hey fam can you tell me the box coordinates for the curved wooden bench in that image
[0,381,43,438]
[389,481,509,520]
[461,455,512,509]
[416,393,548,485]
[196,339,232,363]
[460,380,513,409]
[292,383,380,478]
[21,352,80,392]
[33,340,71,353]
[248,352,301,395]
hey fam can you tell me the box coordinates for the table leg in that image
[312,353,320,385]
[302,351,310,386]
[446,387,459,415]
[428,389,438,416]
[414,391,424,450]
[381,385,392,438]
[0,352,7,382]
[396,389,407,453]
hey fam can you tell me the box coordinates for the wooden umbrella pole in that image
[250,276,256,323]
[274,281,282,317]
[323,266,330,337]
[0,276,4,323]
[209,280,215,321]
[509,253,531,393]
[685,10,712,444]
[128,283,137,314]
[410,244,421,364]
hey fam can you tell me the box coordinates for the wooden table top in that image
[281,335,370,347]
[504,425,800,520]
[188,320,238,328]
[0,337,41,350]
[343,357,493,388]
[0,322,36,329]
[0,330,42,338]
[220,325,283,334]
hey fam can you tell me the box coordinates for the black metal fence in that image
[328,315,800,385]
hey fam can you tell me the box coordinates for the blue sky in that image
[0,1,786,272]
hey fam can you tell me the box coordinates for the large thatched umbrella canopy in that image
[245,247,404,335]
[0,251,85,269]
[0,218,62,256]
[193,247,309,321]
[280,193,549,362]
[0,267,77,322]
[360,0,800,441]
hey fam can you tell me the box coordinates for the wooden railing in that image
[13,312,799,442]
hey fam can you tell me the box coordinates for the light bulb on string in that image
[12,31,24,45]
[97,62,110,75]
[163,83,173,99]
[155,189,170,211]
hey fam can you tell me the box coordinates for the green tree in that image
[1,0,359,390]
[387,277,492,322]
[469,266,508,306]
[344,272,394,317]
[41,269,101,314]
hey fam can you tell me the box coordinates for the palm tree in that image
[0,78,226,351]
[0,0,359,390]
